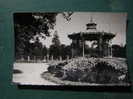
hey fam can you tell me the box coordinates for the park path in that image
[12,63,57,85]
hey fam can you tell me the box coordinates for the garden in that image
[41,57,129,85]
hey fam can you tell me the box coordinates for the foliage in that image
[49,31,61,59]
[47,57,128,84]
[14,12,73,60]
[52,31,61,46]
[48,61,68,77]
[112,44,126,58]
[49,32,72,60]
[63,57,97,71]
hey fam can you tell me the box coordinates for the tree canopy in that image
[14,12,73,60]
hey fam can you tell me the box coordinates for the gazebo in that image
[68,18,116,58]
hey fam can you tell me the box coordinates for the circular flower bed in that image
[42,57,129,85]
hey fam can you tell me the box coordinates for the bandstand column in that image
[71,40,74,58]
[108,40,112,57]
[82,40,85,57]
[110,41,112,57]
[98,34,103,57]
[107,40,110,57]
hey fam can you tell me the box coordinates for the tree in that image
[14,12,73,60]
[112,44,126,58]
[49,31,61,60]
[62,45,72,59]
[33,37,43,60]
[60,44,67,60]
[42,45,48,60]
[52,31,60,46]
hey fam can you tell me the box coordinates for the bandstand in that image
[68,18,116,58]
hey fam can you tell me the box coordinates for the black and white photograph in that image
[12,12,130,86]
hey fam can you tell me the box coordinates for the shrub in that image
[47,60,68,77]
[90,61,120,83]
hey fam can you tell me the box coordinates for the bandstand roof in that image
[68,32,115,41]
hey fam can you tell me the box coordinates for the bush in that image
[63,69,84,81]
[47,61,68,77]
[89,61,120,83]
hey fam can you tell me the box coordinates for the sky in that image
[40,12,127,48]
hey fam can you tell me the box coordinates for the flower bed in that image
[42,57,129,85]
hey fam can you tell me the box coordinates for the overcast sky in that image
[40,12,127,48]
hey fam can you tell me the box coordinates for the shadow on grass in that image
[13,69,23,74]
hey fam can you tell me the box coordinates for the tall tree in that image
[49,31,61,60]
[49,31,63,60]
[52,31,60,46]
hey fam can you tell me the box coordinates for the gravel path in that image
[12,63,57,85]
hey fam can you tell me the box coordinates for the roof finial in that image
[90,16,93,23]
